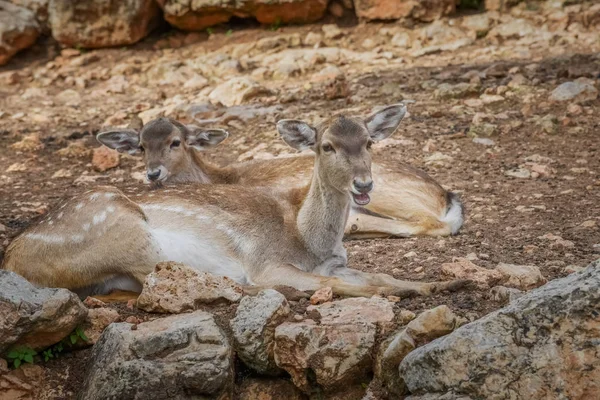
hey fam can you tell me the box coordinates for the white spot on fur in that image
[25,233,65,244]
[75,203,84,210]
[104,193,116,199]
[107,205,115,213]
[90,193,100,201]
[82,223,91,232]
[71,234,84,243]
[57,212,63,219]
[48,221,54,225]
[141,204,196,216]
[93,211,107,225]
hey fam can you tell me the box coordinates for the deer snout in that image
[352,178,374,194]
[147,168,162,182]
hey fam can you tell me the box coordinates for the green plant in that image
[269,17,281,31]
[206,27,214,35]
[226,29,233,37]
[70,326,89,344]
[6,346,37,369]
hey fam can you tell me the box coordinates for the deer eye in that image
[322,143,335,153]
[367,140,373,150]
[170,140,181,149]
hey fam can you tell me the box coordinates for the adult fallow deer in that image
[3,105,466,297]
[97,107,464,239]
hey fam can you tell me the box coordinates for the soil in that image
[1,12,599,400]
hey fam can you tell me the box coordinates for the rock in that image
[424,152,454,167]
[400,259,600,399]
[274,297,395,393]
[322,23,342,39]
[10,133,43,152]
[489,285,524,303]
[83,296,107,309]
[441,258,503,289]
[157,0,328,31]
[80,307,120,346]
[0,1,40,65]
[496,263,546,290]
[137,262,243,313]
[461,14,491,37]
[472,137,495,146]
[485,0,521,12]
[238,378,306,400]
[549,81,598,103]
[0,363,46,399]
[55,89,81,107]
[304,31,323,46]
[10,0,49,33]
[504,167,531,179]
[310,286,333,304]
[91,146,120,172]
[231,289,290,375]
[434,83,479,99]
[0,270,87,352]
[391,31,412,48]
[354,0,456,22]
[56,141,91,158]
[49,0,160,48]
[208,77,273,107]
[489,18,535,39]
[79,311,232,399]
[376,306,459,395]
[468,123,497,137]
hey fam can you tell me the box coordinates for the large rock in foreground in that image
[0,270,87,353]
[48,0,160,48]
[354,0,456,22]
[400,259,600,399]
[79,311,232,399]
[157,0,328,31]
[0,1,39,65]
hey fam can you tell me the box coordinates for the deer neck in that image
[297,161,349,263]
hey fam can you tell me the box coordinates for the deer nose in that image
[352,179,373,194]
[147,169,161,181]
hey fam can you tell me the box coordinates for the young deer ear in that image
[186,126,229,150]
[364,104,407,142]
[277,120,317,151]
[96,129,140,154]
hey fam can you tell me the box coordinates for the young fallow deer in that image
[96,107,464,239]
[3,105,466,298]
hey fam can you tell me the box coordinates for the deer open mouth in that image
[352,192,371,206]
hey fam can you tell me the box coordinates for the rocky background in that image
[1,0,599,399]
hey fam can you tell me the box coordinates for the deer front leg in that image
[250,264,402,298]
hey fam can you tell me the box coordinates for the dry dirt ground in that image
[1,11,599,399]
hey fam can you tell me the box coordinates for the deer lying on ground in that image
[97,108,463,239]
[3,105,466,298]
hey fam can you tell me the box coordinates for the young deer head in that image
[277,104,407,206]
[97,117,228,182]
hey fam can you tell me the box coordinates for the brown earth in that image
[0,9,599,399]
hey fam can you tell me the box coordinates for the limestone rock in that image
[310,286,333,304]
[238,378,306,400]
[376,306,459,396]
[49,0,160,48]
[441,258,503,289]
[274,297,395,393]
[231,289,290,375]
[92,146,120,172]
[355,0,456,22]
[0,363,46,399]
[0,270,87,352]
[495,263,546,290]
[80,307,120,345]
[208,77,273,107]
[157,0,328,31]
[80,311,231,399]
[9,0,48,32]
[434,83,479,99]
[549,81,598,103]
[137,262,243,313]
[0,1,40,66]
[400,259,600,399]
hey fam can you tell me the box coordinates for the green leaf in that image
[70,334,77,344]
[79,330,89,341]
[7,350,20,359]
[23,354,34,364]
[13,359,21,369]
[226,29,233,37]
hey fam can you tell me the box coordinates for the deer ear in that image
[277,120,317,151]
[96,129,140,154]
[186,126,229,150]
[364,104,407,141]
